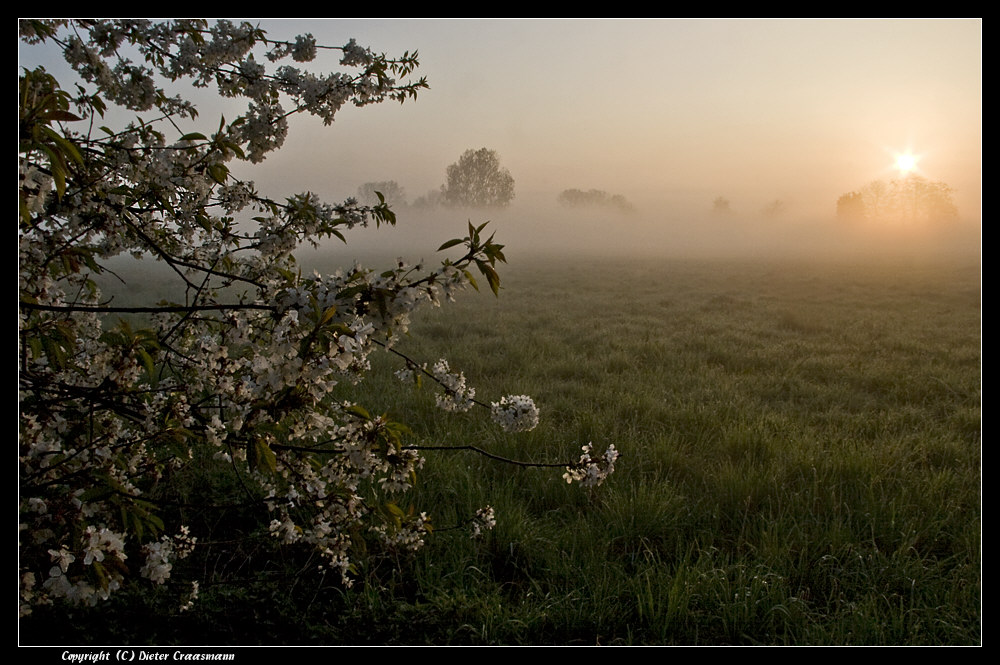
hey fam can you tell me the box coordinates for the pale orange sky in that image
[20,19,982,258]
[243,19,981,220]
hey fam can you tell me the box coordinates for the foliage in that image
[18,19,614,618]
[838,176,958,224]
[557,188,634,213]
[761,199,786,217]
[442,147,515,208]
[836,191,866,221]
[357,180,407,208]
[411,188,444,209]
[711,196,732,215]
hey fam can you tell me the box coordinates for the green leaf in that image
[463,269,479,292]
[377,207,396,227]
[39,110,82,122]
[226,142,246,159]
[385,420,413,437]
[137,347,156,379]
[437,238,464,251]
[42,126,84,164]
[92,560,109,590]
[253,439,277,474]
[344,404,372,421]
[319,305,337,325]
[19,194,31,224]
[39,144,67,199]
[207,163,229,184]
[476,260,501,296]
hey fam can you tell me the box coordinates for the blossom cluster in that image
[490,395,540,433]
[563,443,621,488]
[139,527,197,585]
[470,505,497,539]
[18,19,439,610]
[179,581,200,612]
[17,20,615,615]
[33,527,129,610]
[431,359,476,412]
[370,511,432,552]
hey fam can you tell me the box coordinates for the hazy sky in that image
[20,19,982,258]
[247,20,981,213]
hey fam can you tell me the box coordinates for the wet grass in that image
[305,253,980,645]
[31,253,980,645]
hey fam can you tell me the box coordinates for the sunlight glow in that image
[895,153,918,174]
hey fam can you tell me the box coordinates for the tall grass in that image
[28,253,980,645]
[325,254,980,645]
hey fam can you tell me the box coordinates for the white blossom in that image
[18,20,609,614]
[563,443,620,488]
[490,395,540,432]
[179,581,200,612]
[470,505,496,539]
[431,359,476,412]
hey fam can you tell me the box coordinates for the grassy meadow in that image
[25,252,981,645]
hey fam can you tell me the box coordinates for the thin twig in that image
[402,444,567,469]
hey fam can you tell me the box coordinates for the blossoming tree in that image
[18,19,617,615]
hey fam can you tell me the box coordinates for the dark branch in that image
[21,302,274,314]
[402,444,568,469]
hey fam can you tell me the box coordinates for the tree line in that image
[837,176,958,224]
[358,147,516,209]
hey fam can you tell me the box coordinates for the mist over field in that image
[294,194,981,268]
[21,18,980,266]
[227,18,980,268]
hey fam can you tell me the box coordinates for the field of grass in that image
[23,252,980,645]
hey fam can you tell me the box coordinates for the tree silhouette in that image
[761,199,786,217]
[836,191,866,222]
[839,176,958,223]
[712,196,732,215]
[412,188,444,208]
[896,175,958,222]
[558,188,634,212]
[357,180,407,207]
[442,148,515,208]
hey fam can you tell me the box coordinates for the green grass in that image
[26,253,980,645]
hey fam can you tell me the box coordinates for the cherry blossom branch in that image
[20,302,275,314]
[402,444,568,469]
[376,340,491,410]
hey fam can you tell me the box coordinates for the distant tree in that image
[761,199,786,217]
[861,179,890,219]
[557,188,634,213]
[357,180,407,207]
[836,191,866,222]
[442,148,515,208]
[411,188,444,209]
[712,196,732,215]
[840,176,958,223]
[896,175,958,222]
[607,193,633,212]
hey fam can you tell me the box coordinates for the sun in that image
[895,153,918,174]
